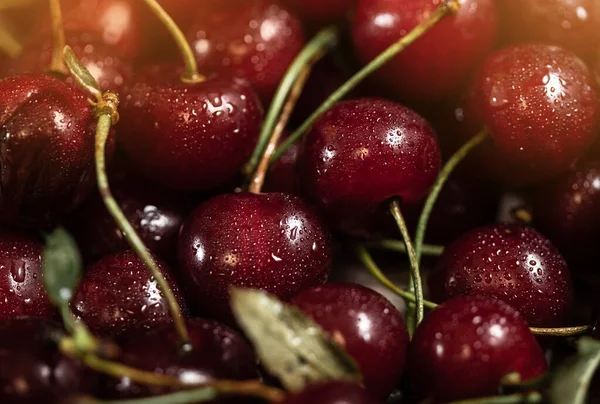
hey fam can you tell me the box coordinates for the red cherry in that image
[408,296,548,402]
[178,192,332,323]
[281,0,355,25]
[72,250,188,336]
[429,224,573,328]
[292,283,409,399]
[185,0,306,102]
[352,0,497,102]
[460,44,599,185]
[0,74,96,227]
[263,131,299,194]
[298,98,441,236]
[278,382,378,404]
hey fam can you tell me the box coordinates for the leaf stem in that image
[271,0,460,163]
[365,238,444,256]
[529,325,591,337]
[48,0,67,75]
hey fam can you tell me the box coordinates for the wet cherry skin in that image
[292,283,409,399]
[101,318,257,399]
[185,0,305,102]
[278,382,378,404]
[408,296,548,402]
[119,69,263,192]
[460,44,599,185]
[0,74,96,228]
[0,232,54,320]
[352,0,497,102]
[72,250,188,336]
[429,224,573,328]
[298,98,441,237]
[178,192,332,323]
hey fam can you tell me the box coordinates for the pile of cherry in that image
[1,0,600,403]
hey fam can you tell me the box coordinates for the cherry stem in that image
[143,0,205,83]
[271,0,460,163]
[366,238,444,256]
[0,0,43,9]
[354,243,437,309]
[529,325,591,337]
[48,0,68,75]
[390,199,424,328]
[446,392,543,404]
[244,26,339,178]
[414,128,488,261]
[0,24,21,58]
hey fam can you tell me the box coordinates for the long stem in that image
[529,325,591,337]
[244,26,339,177]
[271,0,460,163]
[48,0,67,75]
[390,199,424,327]
[366,239,444,256]
[143,0,204,83]
[95,113,190,345]
[0,24,22,58]
[414,129,488,261]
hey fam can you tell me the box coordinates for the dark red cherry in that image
[72,250,188,336]
[119,68,262,192]
[263,132,299,194]
[298,98,441,236]
[278,382,377,404]
[0,317,97,403]
[281,0,355,25]
[185,0,305,102]
[292,283,409,399]
[101,318,257,399]
[497,0,600,61]
[0,74,95,228]
[352,0,497,102]
[408,296,548,402]
[429,223,573,328]
[178,192,332,323]
[460,44,599,185]
[0,232,54,320]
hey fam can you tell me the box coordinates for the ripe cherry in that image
[298,98,441,237]
[185,0,305,102]
[429,223,573,328]
[352,0,497,102]
[0,74,96,228]
[0,232,54,320]
[292,283,409,399]
[178,192,332,323]
[72,250,187,336]
[278,382,378,404]
[460,44,599,185]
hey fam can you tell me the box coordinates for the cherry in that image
[0,232,54,320]
[497,0,600,62]
[72,250,188,336]
[459,43,599,185]
[292,283,409,399]
[0,317,97,403]
[178,192,332,323]
[408,296,547,402]
[263,132,299,194]
[0,73,96,228]
[278,382,378,404]
[352,0,497,102]
[119,67,263,192]
[298,98,441,237]
[101,318,257,399]
[185,0,306,102]
[428,223,573,328]
[281,0,355,25]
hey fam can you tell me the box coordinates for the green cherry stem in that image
[271,0,460,163]
[529,325,591,337]
[414,128,488,261]
[244,25,339,178]
[365,239,444,256]
[48,0,68,75]
[143,0,205,83]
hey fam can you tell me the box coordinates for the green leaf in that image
[549,337,600,404]
[230,287,362,392]
[63,45,101,99]
[42,227,82,308]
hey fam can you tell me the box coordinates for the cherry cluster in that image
[0,0,599,403]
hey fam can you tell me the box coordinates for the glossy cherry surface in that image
[292,283,409,399]
[461,44,599,185]
[279,382,378,404]
[408,296,547,402]
[352,0,497,102]
[298,98,441,236]
[178,192,332,323]
[72,250,187,336]
[185,0,305,102]
[102,318,257,399]
[119,69,262,192]
[0,74,95,228]
[0,232,54,319]
[429,223,573,328]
